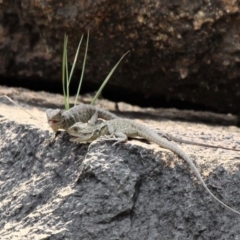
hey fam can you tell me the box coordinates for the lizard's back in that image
[63,104,118,130]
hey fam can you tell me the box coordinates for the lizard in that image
[68,118,240,216]
[46,104,118,134]
[155,131,240,152]
[46,104,240,152]
[0,94,238,152]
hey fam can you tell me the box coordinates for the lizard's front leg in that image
[111,132,128,146]
[88,111,98,125]
[101,125,128,146]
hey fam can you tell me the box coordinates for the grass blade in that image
[68,34,84,87]
[74,31,89,106]
[91,50,130,105]
[65,36,70,109]
[62,34,68,109]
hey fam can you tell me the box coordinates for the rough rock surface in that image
[1,1,240,113]
[1,87,240,239]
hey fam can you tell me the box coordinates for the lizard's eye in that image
[72,127,79,132]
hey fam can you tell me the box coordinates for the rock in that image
[0,87,240,239]
[1,1,240,113]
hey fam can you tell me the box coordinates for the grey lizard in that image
[46,105,118,134]
[156,131,240,152]
[68,118,240,216]
[46,104,240,152]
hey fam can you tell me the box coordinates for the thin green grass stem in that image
[91,50,130,105]
[74,31,89,106]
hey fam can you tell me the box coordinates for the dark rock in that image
[0,120,240,239]
[1,1,240,113]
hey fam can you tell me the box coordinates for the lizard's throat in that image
[48,120,59,126]
[48,119,64,132]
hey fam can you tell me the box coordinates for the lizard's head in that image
[46,109,64,132]
[68,122,99,142]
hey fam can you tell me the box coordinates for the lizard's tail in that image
[138,125,240,216]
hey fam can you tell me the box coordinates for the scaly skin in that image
[68,118,240,216]
[46,104,118,133]
[46,104,240,152]
[156,131,240,152]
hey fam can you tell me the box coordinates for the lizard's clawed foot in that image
[112,141,121,146]
[45,132,60,145]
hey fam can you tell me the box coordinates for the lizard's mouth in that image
[68,132,78,137]
[48,120,60,126]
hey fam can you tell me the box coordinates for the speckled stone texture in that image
[0,88,240,239]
